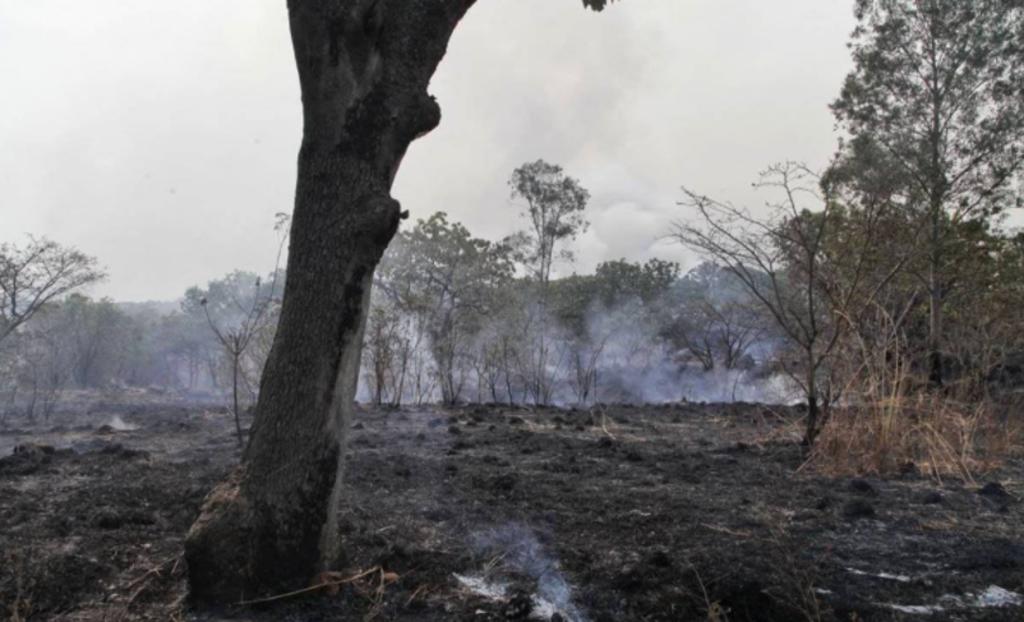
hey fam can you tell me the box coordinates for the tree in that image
[11,306,70,421]
[544,259,678,404]
[831,0,1024,385]
[674,163,906,445]
[662,262,764,372]
[186,217,288,446]
[192,272,280,447]
[508,160,590,404]
[171,297,226,391]
[186,0,621,602]
[592,258,678,307]
[361,299,409,406]
[0,237,105,346]
[60,295,134,388]
[509,160,591,288]
[377,212,514,404]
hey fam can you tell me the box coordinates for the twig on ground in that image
[700,523,752,538]
[235,565,382,606]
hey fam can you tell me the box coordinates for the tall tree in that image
[185,0,618,603]
[509,159,591,289]
[831,0,1024,385]
[60,295,132,388]
[507,159,590,404]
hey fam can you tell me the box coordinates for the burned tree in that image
[674,163,907,445]
[194,274,279,447]
[186,0,619,604]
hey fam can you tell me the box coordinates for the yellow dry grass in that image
[807,391,1019,484]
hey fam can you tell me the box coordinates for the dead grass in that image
[805,324,1022,483]
[3,549,35,622]
[806,392,1020,484]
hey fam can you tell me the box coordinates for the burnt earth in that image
[1,399,1022,621]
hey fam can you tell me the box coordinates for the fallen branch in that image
[405,583,432,607]
[700,523,752,538]
[235,566,382,606]
[125,556,179,593]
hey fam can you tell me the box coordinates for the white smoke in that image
[356,279,797,407]
[467,523,587,622]
[105,414,139,431]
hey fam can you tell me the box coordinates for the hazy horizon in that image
[2,1,858,302]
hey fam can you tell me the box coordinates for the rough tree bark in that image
[184,0,473,602]
[185,0,614,605]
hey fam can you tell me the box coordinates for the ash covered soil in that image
[1,397,1023,621]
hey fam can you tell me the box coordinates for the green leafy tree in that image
[508,160,591,404]
[509,160,591,289]
[592,258,679,307]
[378,212,514,404]
[831,0,1024,385]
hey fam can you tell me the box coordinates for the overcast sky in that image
[1,1,857,302]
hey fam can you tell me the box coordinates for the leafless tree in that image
[199,217,289,447]
[200,276,277,448]
[361,301,410,406]
[568,335,609,405]
[674,162,907,444]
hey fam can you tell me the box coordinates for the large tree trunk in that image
[185,0,473,603]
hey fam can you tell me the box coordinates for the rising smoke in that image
[357,289,796,407]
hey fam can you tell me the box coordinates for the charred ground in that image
[1,395,1022,621]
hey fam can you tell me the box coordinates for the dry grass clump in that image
[805,322,1022,483]
[807,391,1020,483]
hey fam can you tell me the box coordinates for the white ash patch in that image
[454,573,508,600]
[463,523,588,622]
[845,567,912,582]
[105,415,138,431]
[968,585,1023,608]
[877,584,1023,615]
[884,603,945,615]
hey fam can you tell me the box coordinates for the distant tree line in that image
[360,161,777,408]
[0,260,283,422]
[0,187,782,422]
[3,1,1021,461]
